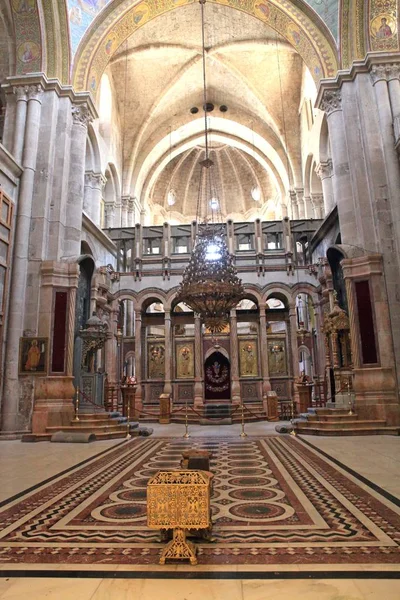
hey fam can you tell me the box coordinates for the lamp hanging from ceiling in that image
[175,0,244,334]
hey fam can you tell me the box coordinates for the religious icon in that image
[17,41,39,65]
[12,0,35,14]
[239,340,258,377]
[176,342,194,379]
[371,14,397,41]
[148,342,165,379]
[268,339,287,375]
[19,337,48,375]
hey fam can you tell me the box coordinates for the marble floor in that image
[0,422,399,598]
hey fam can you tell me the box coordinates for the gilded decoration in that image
[239,339,258,377]
[11,0,42,75]
[176,341,194,379]
[72,0,338,92]
[369,0,398,52]
[268,339,287,375]
[19,337,48,376]
[147,470,212,565]
[147,341,165,379]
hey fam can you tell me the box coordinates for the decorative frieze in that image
[320,90,342,115]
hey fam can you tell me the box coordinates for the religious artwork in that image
[19,337,48,375]
[287,22,302,47]
[12,0,35,14]
[370,1,398,52]
[268,339,287,376]
[17,41,40,64]
[239,339,258,377]
[147,342,165,379]
[204,351,230,400]
[176,342,194,379]
[67,0,112,56]
[370,13,397,41]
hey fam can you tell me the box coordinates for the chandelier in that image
[175,0,244,334]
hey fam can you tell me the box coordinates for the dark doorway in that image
[204,351,231,401]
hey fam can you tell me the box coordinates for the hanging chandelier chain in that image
[200,0,209,162]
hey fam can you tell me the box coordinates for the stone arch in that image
[319,114,331,163]
[85,124,101,173]
[204,345,229,361]
[72,0,339,93]
[137,289,167,312]
[262,284,292,307]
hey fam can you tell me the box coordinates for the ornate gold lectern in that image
[147,470,212,565]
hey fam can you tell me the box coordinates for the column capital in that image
[85,170,106,189]
[320,90,342,115]
[311,193,324,206]
[27,84,43,102]
[72,102,93,127]
[121,195,129,209]
[13,85,29,102]
[370,63,400,85]
[315,159,333,180]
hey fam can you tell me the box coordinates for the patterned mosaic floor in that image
[0,436,399,567]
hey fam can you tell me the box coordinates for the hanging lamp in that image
[175,0,244,334]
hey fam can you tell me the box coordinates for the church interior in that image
[0,0,400,597]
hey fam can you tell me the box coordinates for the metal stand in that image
[240,403,247,438]
[290,398,296,436]
[159,527,197,566]
[126,397,131,440]
[183,399,190,438]
[347,380,353,416]
[74,386,80,421]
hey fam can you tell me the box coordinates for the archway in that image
[204,350,231,401]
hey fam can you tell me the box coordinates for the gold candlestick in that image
[290,398,296,436]
[183,399,190,438]
[347,379,353,416]
[126,398,131,440]
[74,386,80,422]
[240,403,247,438]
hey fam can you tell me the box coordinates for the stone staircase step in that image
[297,426,399,436]
[46,424,127,434]
[296,419,386,429]
[306,414,358,422]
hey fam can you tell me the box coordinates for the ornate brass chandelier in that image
[175,0,245,333]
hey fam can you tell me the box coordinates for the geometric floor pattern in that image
[0,436,399,567]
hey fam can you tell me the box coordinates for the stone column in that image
[295,188,305,219]
[128,198,135,227]
[319,91,355,241]
[163,310,172,396]
[259,305,271,400]
[12,85,28,164]
[194,314,203,407]
[315,160,334,214]
[85,172,106,226]
[303,194,313,219]
[121,196,129,227]
[387,64,400,118]
[289,303,300,404]
[64,103,93,258]
[230,308,241,404]
[289,190,298,220]
[2,84,43,434]
[134,310,143,411]
[311,193,324,219]
[104,202,115,229]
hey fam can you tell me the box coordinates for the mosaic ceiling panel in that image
[67,0,340,59]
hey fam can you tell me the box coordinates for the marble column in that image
[230,308,241,404]
[12,85,28,164]
[311,193,324,219]
[319,90,355,241]
[315,160,334,215]
[194,315,204,407]
[289,303,300,404]
[259,305,271,400]
[2,84,43,433]
[134,310,143,411]
[64,103,93,258]
[163,310,172,396]
[387,64,400,118]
